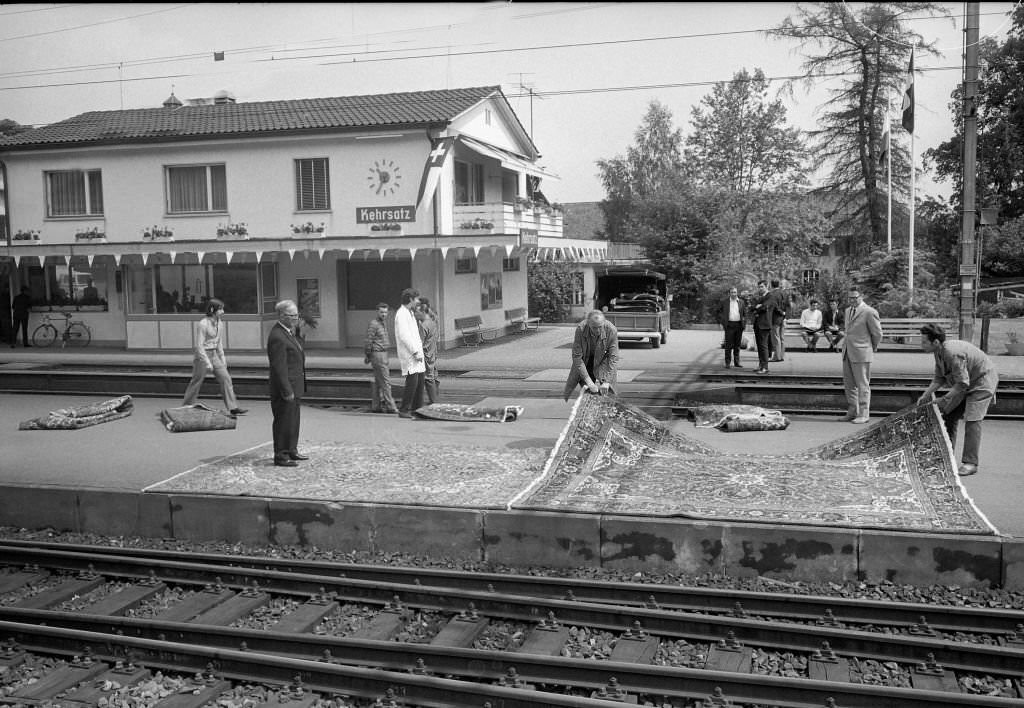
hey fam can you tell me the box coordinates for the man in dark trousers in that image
[267,299,307,467]
[11,285,32,348]
[718,286,747,368]
[751,280,773,374]
[768,279,787,362]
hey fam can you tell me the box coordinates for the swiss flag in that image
[416,136,457,213]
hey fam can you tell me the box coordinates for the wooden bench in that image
[783,317,956,349]
[505,307,540,334]
[454,315,498,347]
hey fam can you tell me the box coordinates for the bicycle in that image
[32,312,92,348]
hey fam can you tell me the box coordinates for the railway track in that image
[1,541,1022,707]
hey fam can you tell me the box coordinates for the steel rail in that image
[4,539,1020,635]
[1,616,1021,708]
[0,620,615,708]
[2,546,1023,675]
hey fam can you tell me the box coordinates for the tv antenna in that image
[510,73,544,139]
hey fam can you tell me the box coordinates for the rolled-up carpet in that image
[160,403,237,433]
[19,395,134,430]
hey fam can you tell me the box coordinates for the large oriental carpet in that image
[510,396,996,535]
[145,441,549,509]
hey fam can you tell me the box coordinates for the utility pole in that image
[958,3,980,341]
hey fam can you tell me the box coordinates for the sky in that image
[0,2,1017,206]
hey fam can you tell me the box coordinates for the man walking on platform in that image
[364,302,398,414]
[916,324,998,477]
[718,287,747,368]
[267,300,307,467]
[841,288,882,424]
[394,287,425,418]
[751,281,773,374]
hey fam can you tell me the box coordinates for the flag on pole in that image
[416,136,456,213]
[901,50,915,134]
[879,110,890,167]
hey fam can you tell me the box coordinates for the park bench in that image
[505,307,541,334]
[454,315,498,347]
[783,317,956,349]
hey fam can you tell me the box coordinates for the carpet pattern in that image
[145,442,549,509]
[18,395,134,431]
[413,403,524,423]
[511,396,995,534]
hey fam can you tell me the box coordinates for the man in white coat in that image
[395,287,425,418]
[841,287,883,424]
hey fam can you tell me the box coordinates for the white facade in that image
[0,91,581,350]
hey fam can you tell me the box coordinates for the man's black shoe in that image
[274,459,298,467]
[289,453,310,461]
[230,408,248,416]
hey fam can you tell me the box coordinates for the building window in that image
[129,262,265,314]
[502,256,520,272]
[802,269,821,285]
[480,272,502,310]
[18,261,109,309]
[46,170,103,217]
[455,255,478,274]
[166,164,227,214]
[454,160,484,205]
[295,158,330,211]
[260,261,278,314]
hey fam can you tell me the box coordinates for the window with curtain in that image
[131,262,268,314]
[454,160,484,204]
[46,170,103,216]
[295,158,330,211]
[166,164,227,213]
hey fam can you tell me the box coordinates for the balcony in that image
[453,202,563,239]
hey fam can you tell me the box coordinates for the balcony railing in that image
[453,202,563,239]
[606,242,647,260]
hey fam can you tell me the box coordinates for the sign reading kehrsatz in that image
[356,206,416,223]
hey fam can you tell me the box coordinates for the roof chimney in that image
[213,90,236,105]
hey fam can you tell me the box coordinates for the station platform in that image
[2,326,1023,589]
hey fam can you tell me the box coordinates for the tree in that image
[596,101,685,241]
[527,260,580,322]
[925,6,1024,222]
[0,118,29,137]
[769,2,949,256]
[979,216,1024,278]
[851,246,955,317]
[686,68,807,194]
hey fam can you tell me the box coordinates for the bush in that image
[977,298,1024,319]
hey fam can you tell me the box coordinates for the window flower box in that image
[13,229,41,242]
[143,225,174,242]
[369,223,402,232]
[291,221,326,236]
[216,222,249,239]
[458,219,495,231]
[75,228,106,242]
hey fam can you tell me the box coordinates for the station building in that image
[0,86,608,350]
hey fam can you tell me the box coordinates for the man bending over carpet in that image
[563,310,619,400]
[916,323,998,477]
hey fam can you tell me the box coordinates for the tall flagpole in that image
[886,95,892,252]
[904,48,916,300]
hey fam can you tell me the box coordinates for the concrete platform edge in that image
[2,483,1021,590]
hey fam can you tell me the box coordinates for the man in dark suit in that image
[751,280,773,374]
[767,279,788,362]
[267,299,307,467]
[718,286,747,368]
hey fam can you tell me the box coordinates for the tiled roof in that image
[0,86,501,149]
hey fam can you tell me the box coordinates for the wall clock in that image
[367,159,402,196]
